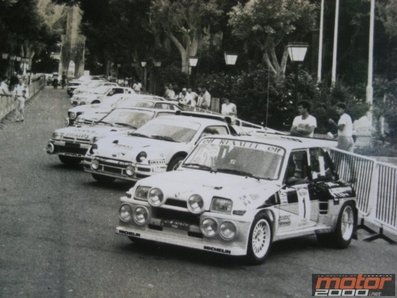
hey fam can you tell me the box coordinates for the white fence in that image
[330,148,397,242]
[0,76,46,121]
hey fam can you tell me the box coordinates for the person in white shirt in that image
[133,81,142,93]
[0,77,11,98]
[221,98,237,117]
[13,79,27,122]
[197,87,211,110]
[329,102,354,152]
[290,101,317,137]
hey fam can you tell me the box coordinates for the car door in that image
[277,150,316,231]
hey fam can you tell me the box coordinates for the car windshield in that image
[135,119,200,143]
[101,109,155,129]
[182,138,285,180]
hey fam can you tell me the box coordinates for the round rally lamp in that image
[136,151,147,162]
[148,188,164,206]
[125,165,135,177]
[46,143,55,154]
[200,218,218,238]
[187,194,204,214]
[91,159,99,170]
[133,206,149,226]
[219,221,237,241]
[119,204,133,222]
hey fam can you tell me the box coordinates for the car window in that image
[200,126,229,138]
[309,148,335,181]
[154,103,176,110]
[285,150,309,185]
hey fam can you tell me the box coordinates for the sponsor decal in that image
[312,274,395,296]
[329,187,352,199]
[118,230,141,237]
[279,191,288,205]
[203,246,231,255]
[279,215,291,226]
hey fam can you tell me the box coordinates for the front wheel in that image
[167,155,185,171]
[246,213,273,265]
[317,203,356,248]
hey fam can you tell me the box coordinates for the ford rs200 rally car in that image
[116,134,357,264]
[46,107,175,165]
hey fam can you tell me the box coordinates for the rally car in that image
[84,115,236,183]
[70,86,134,106]
[116,134,356,264]
[66,94,175,126]
[46,107,175,165]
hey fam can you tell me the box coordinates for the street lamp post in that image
[224,52,238,66]
[188,56,198,88]
[153,60,162,94]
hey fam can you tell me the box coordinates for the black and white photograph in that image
[0,0,396,297]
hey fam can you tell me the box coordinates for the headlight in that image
[52,132,62,140]
[69,112,77,120]
[119,204,133,222]
[125,165,135,176]
[219,221,237,241]
[148,188,164,206]
[79,101,86,105]
[135,186,150,201]
[187,194,204,214]
[210,197,233,214]
[91,159,99,170]
[136,151,147,162]
[46,143,55,154]
[200,218,218,237]
[132,206,149,226]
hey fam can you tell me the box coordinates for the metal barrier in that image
[330,148,397,243]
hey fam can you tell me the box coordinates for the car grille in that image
[61,136,91,144]
[151,207,199,226]
[55,145,88,155]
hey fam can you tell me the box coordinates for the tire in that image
[167,155,185,171]
[58,155,81,165]
[246,213,273,265]
[316,203,356,248]
[92,173,116,184]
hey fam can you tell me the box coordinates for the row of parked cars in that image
[47,78,358,264]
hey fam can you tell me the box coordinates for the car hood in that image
[94,136,184,161]
[54,125,131,140]
[134,169,280,211]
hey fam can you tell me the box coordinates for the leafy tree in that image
[228,0,317,82]
[149,0,223,73]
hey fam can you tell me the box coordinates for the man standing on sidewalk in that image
[13,78,27,122]
[329,102,354,152]
[0,77,12,98]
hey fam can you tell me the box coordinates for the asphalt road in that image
[0,87,396,298]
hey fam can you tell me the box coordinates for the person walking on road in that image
[290,100,317,137]
[329,102,354,152]
[13,79,27,122]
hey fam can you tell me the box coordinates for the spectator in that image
[328,102,354,152]
[9,72,18,91]
[221,97,237,117]
[186,88,197,108]
[133,80,143,93]
[13,78,27,122]
[177,88,189,106]
[61,72,67,89]
[0,77,12,99]
[164,84,176,100]
[290,100,317,137]
[197,87,211,109]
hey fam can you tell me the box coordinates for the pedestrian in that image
[186,88,197,109]
[328,102,354,152]
[290,100,317,137]
[0,77,12,99]
[221,97,237,117]
[61,72,67,89]
[133,80,143,93]
[9,72,19,91]
[197,87,211,110]
[164,84,176,100]
[13,78,27,122]
[177,88,192,107]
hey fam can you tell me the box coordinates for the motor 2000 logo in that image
[312,274,395,296]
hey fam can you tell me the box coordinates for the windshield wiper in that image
[114,122,137,129]
[128,132,149,138]
[216,168,260,180]
[96,120,113,126]
[150,135,178,142]
[183,163,215,171]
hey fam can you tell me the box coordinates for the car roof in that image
[121,94,166,101]
[147,115,230,126]
[201,134,337,150]
[110,107,177,113]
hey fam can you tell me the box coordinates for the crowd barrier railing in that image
[330,148,397,243]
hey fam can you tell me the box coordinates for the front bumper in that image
[46,140,91,158]
[116,202,251,256]
[83,156,166,181]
